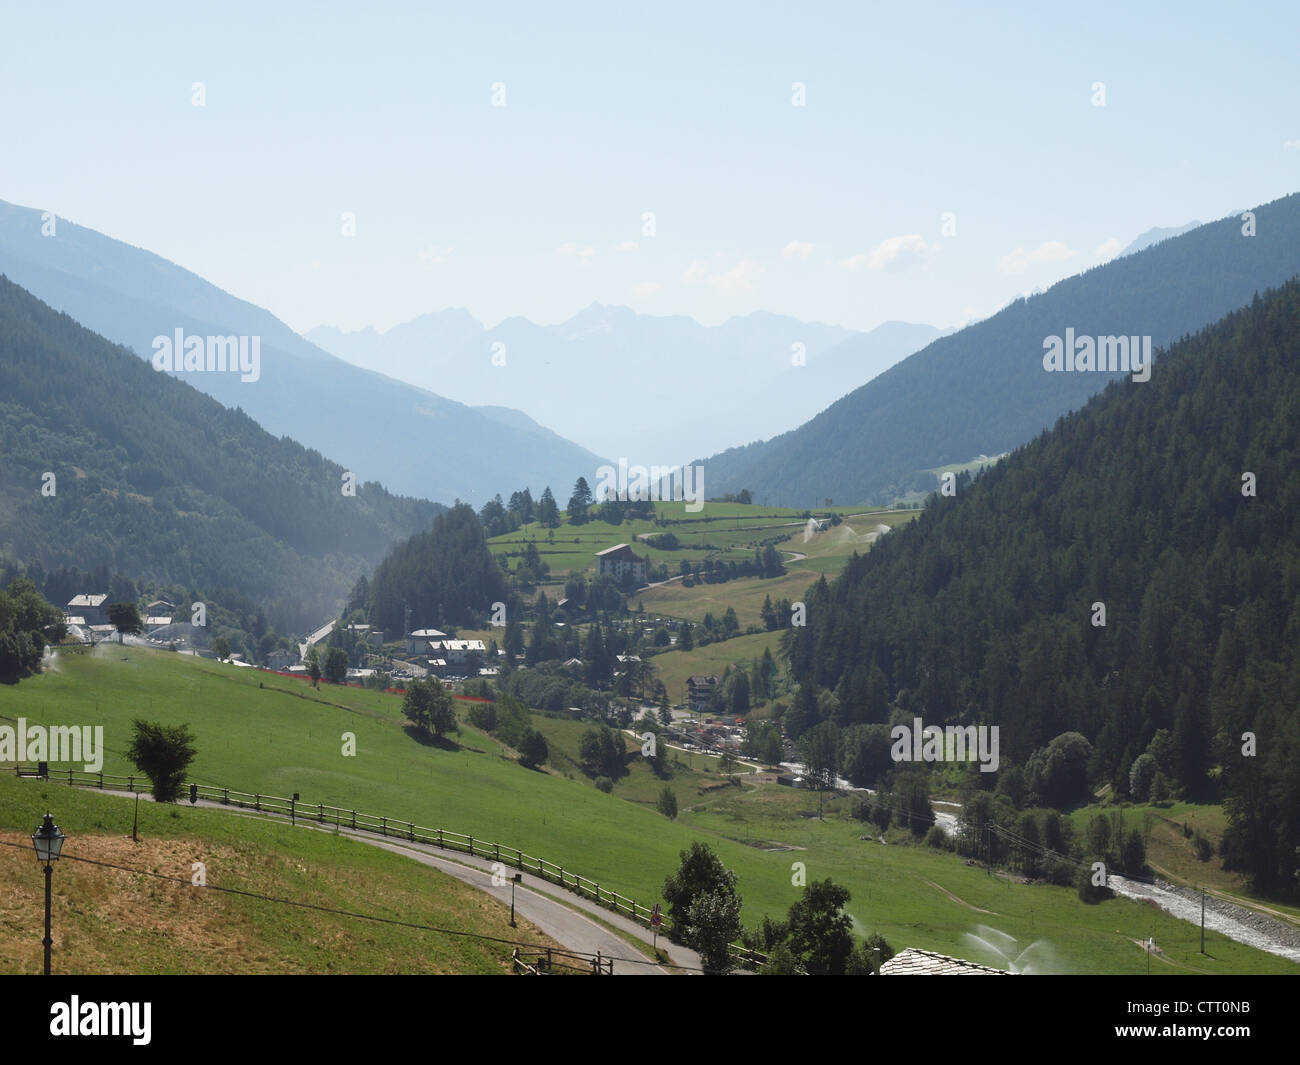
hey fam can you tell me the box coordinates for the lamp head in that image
[32,812,66,865]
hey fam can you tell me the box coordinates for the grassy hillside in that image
[648,631,787,703]
[0,771,559,974]
[1,646,1293,973]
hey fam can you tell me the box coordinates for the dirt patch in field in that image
[923,878,999,915]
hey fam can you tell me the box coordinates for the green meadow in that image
[488,501,905,582]
[1,645,1293,973]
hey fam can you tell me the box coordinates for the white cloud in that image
[683,260,711,285]
[1093,237,1123,261]
[999,240,1075,274]
[840,234,932,273]
[631,281,663,299]
[782,239,815,260]
[557,242,595,264]
[870,233,932,271]
[417,244,451,267]
[682,258,763,292]
[616,241,640,252]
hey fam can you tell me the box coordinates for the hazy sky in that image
[4,1,1298,334]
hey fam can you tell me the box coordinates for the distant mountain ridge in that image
[698,192,1300,506]
[1121,219,1202,256]
[308,308,944,460]
[0,200,604,504]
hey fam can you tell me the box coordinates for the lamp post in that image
[31,812,66,976]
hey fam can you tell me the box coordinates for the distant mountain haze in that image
[698,194,1300,507]
[1120,220,1202,256]
[307,309,945,459]
[0,200,604,504]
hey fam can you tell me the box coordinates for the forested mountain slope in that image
[787,280,1300,896]
[0,276,440,631]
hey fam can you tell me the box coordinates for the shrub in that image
[1076,864,1113,903]
[1194,832,1213,862]
[594,776,613,793]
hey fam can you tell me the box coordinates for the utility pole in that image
[1200,887,1206,954]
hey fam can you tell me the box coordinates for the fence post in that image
[517,848,523,870]
[382,817,387,837]
[408,822,414,841]
[469,835,475,856]
[351,810,356,829]
[223,788,229,804]
[495,843,500,862]
[319,804,324,824]
[255,793,260,811]
[438,828,443,848]
[99,772,104,788]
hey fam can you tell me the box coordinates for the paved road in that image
[64,785,699,975]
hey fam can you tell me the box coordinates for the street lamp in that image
[31,812,66,976]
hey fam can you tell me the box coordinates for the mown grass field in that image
[2,646,1294,973]
[637,571,816,628]
[645,631,787,702]
[489,501,901,581]
[636,509,917,623]
[0,770,558,974]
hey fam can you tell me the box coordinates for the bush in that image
[1129,753,1157,803]
[657,786,678,819]
[863,933,895,967]
[1194,831,1213,862]
[1044,858,1075,887]
[1076,864,1113,903]
[760,942,801,975]
[518,729,549,769]
[1120,829,1147,877]
[125,720,198,804]
[924,825,951,849]
[594,776,613,793]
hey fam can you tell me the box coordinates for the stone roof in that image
[67,593,108,608]
[879,948,1008,975]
